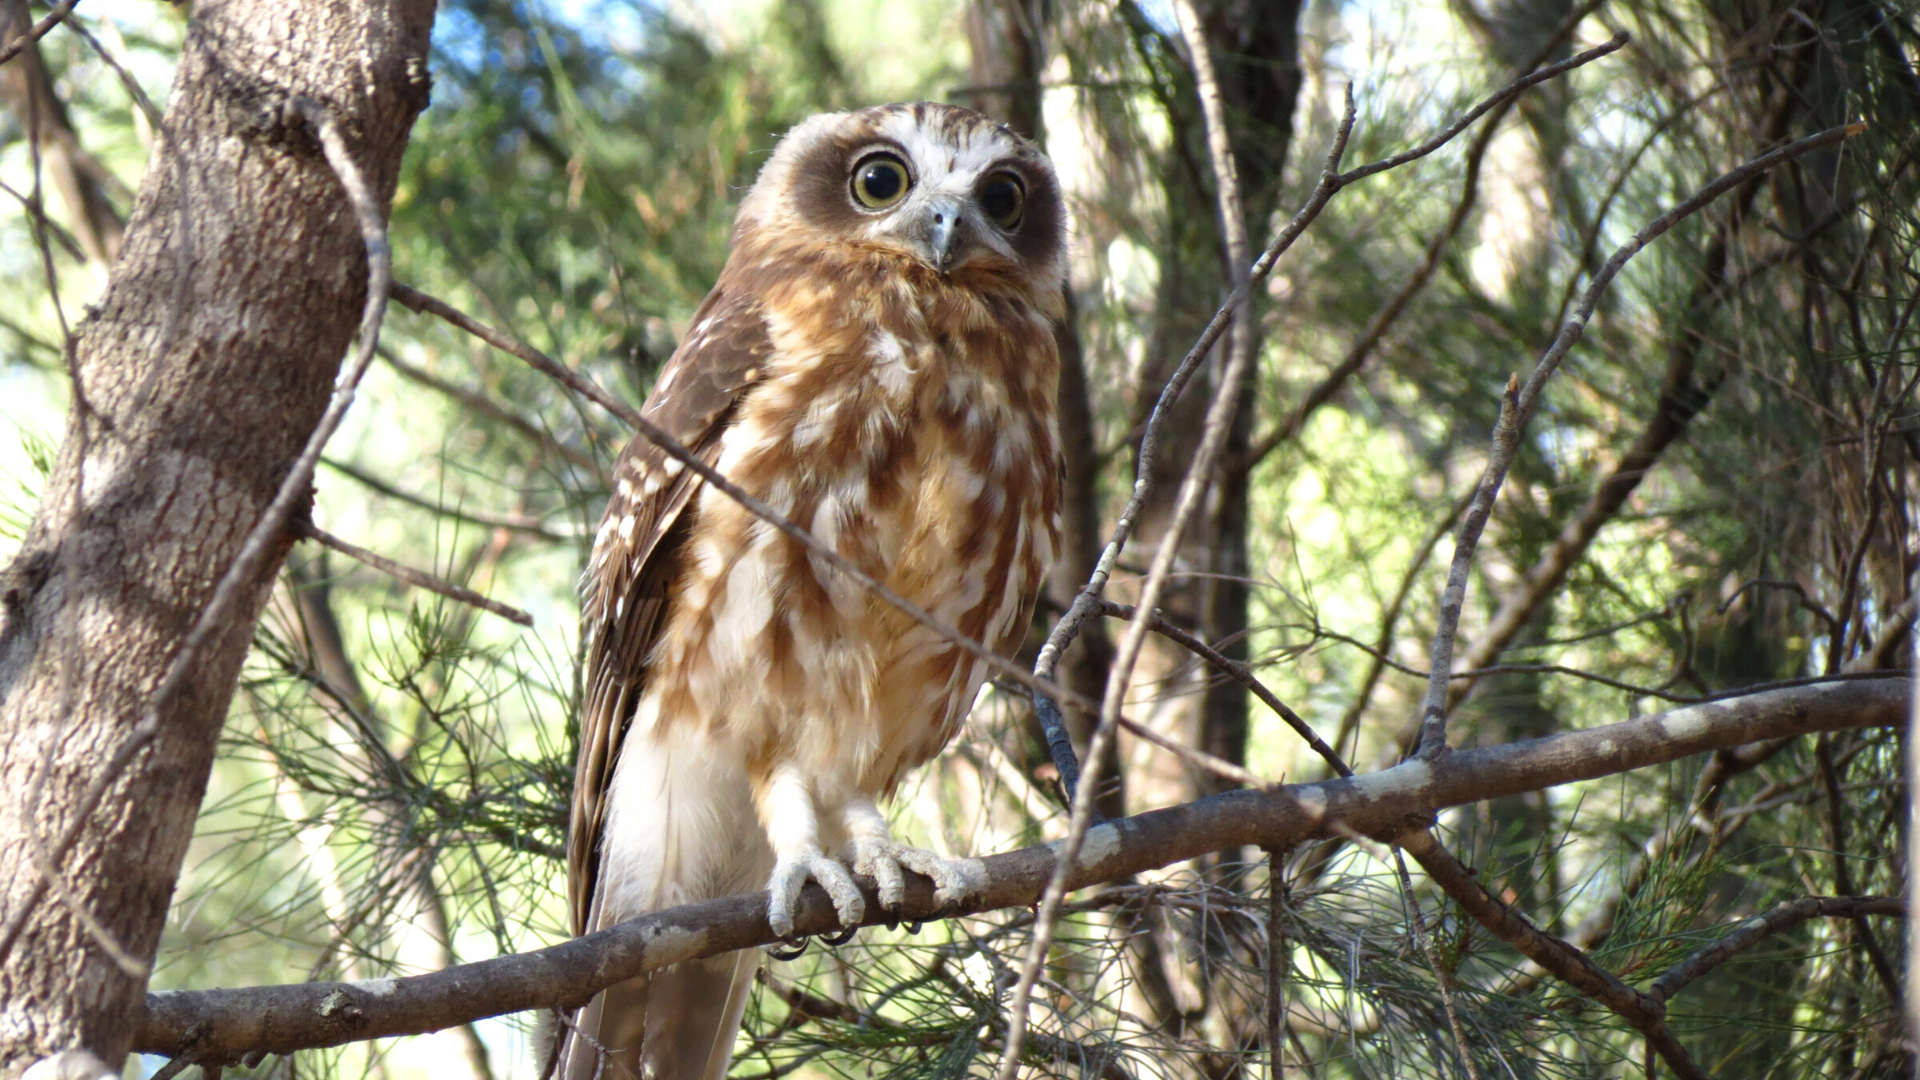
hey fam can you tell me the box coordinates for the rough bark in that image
[132,677,1906,1063]
[0,0,434,1069]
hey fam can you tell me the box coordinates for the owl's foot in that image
[849,837,989,912]
[766,849,865,938]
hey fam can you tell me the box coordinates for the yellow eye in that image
[979,172,1025,228]
[851,153,911,210]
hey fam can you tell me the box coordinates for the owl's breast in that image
[651,284,1061,784]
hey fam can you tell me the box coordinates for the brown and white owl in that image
[556,102,1067,1080]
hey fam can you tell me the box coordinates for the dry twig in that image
[293,522,534,628]
[0,0,77,68]
[1409,119,1867,760]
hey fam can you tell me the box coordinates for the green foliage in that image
[0,0,1911,1077]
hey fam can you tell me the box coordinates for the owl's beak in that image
[917,196,969,274]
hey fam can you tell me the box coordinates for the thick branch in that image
[133,677,1906,1062]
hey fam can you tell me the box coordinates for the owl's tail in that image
[554,724,771,1080]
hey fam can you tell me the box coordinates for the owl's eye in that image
[979,172,1025,228]
[851,153,911,210]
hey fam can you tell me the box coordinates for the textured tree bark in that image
[0,0,434,1070]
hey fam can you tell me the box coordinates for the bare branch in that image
[1646,895,1904,1005]
[1409,120,1868,760]
[0,0,76,68]
[1242,8,1618,471]
[1390,847,1482,1080]
[131,677,1907,1063]
[293,522,533,628]
[379,347,610,485]
[319,456,585,541]
[1094,598,1348,777]
[1399,830,1709,1080]
[1336,32,1629,187]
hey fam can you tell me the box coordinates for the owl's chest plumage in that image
[642,269,1062,793]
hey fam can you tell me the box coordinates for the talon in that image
[851,837,909,911]
[765,937,810,960]
[766,850,866,938]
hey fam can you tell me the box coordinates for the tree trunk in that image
[0,0,434,1069]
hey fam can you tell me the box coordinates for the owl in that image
[554,103,1067,1080]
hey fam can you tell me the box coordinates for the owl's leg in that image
[840,795,988,912]
[759,764,866,938]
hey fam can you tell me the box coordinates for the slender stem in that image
[295,523,534,627]
[0,0,78,68]
[1410,120,1868,760]
[995,79,1360,1080]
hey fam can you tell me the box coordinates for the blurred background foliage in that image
[0,0,1913,1076]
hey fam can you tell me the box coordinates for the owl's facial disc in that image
[748,104,1065,288]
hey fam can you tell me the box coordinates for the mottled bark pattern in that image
[0,0,434,1068]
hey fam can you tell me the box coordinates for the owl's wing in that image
[570,284,772,936]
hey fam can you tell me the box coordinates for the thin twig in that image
[1095,599,1348,777]
[1409,120,1868,760]
[0,98,395,970]
[1114,712,1266,789]
[1411,373,1519,760]
[1241,4,1615,471]
[1399,829,1710,1080]
[1266,850,1287,1080]
[1645,895,1903,1004]
[320,456,585,540]
[0,0,77,67]
[294,522,533,627]
[378,347,611,485]
[998,78,1360,1080]
[1337,32,1629,188]
[62,10,162,127]
[1390,848,1481,1080]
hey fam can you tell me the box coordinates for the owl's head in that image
[736,102,1068,291]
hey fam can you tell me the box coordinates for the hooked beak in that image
[917,196,968,274]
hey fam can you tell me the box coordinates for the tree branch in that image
[1409,120,1867,759]
[132,677,1906,1063]
[0,0,76,69]
[1646,895,1904,1005]
[292,522,533,628]
[1398,829,1708,1080]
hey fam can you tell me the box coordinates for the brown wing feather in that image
[569,283,772,935]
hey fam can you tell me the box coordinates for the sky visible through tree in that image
[0,0,1912,1077]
